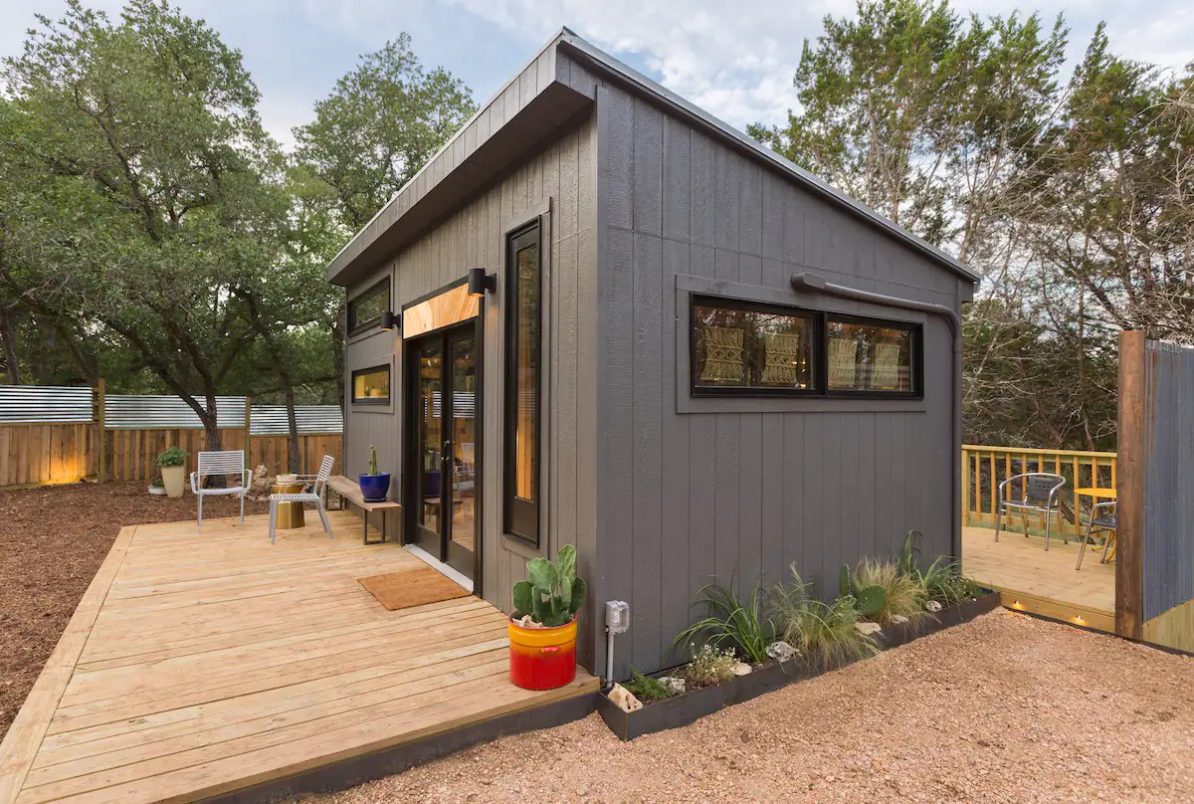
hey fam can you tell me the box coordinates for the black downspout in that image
[791,272,964,562]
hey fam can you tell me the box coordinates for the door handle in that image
[442,440,452,463]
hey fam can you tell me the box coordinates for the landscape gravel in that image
[306,609,1194,803]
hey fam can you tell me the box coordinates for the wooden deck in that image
[0,511,596,803]
[963,526,1116,632]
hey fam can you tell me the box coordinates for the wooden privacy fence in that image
[0,383,343,489]
[962,444,1118,538]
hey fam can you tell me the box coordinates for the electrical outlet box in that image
[605,600,630,634]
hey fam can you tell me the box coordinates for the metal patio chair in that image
[190,450,252,527]
[995,472,1066,550]
[1076,500,1117,570]
[268,455,335,544]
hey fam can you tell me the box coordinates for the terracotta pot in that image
[508,616,577,690]
[161,465,186,498]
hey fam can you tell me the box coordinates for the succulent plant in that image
[838,563,887,619]
[368,444,379,476]
[512,544,586,628]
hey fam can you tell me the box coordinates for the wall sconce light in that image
[467,267,496,296]
[379,311,399,330]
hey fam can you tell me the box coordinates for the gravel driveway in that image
[307,610,1194,803]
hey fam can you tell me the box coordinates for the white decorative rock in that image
[658,676,686,695]
[925,600,943,613]
[855,621,883,635]
[889,614,909,625]
[607,683,642,712]
[766,640,799,663]
[731,662,753,676]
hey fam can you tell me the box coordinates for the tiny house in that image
[327,29,978,678]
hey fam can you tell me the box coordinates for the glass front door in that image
[409,324,478,583]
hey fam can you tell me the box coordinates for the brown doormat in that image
[357,565,471,611]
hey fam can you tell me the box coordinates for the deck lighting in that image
[467,267,496,296]
[379,311,399,330]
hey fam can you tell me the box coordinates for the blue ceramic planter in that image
[358,472,391,502]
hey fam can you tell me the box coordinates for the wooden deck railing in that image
[962,445,1118,537]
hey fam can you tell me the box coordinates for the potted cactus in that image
[358,445,391,502]
[155,447,188,498]
[508,544,586,690]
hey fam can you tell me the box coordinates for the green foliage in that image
[853,558,929,624]
[685,644,738,687]
[368,445,379,476]
[511,544,585,628]
[155,447,188,468]
[899,530,984,606]
[294,33,475,230]
[769,564,878,670]
[673,581,773,665]
[623,668,672,702]
[838,562,891,619]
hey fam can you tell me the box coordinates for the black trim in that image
[348,277,390,336]
[350,364,391,404]
[503,221,542,546]
[687,295,924,400]
[401,275,469,311]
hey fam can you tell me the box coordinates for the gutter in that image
[791,272,964,561]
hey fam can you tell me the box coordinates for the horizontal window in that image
[689,296,921,399]
[348,278,390,336]
[826,317,917,395]
[692,298,817,395]
[351,365,390,404]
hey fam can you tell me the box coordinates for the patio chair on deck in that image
[1076,501,1117,570]
[191,450,252,527]
[995,472,1066,550]
[268,455,335,544]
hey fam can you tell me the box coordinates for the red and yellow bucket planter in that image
[508,616,577,690]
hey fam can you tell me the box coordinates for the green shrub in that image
[852,558,929,624]
[512,545,586,628]
[902,530,983,605]
[155,447,188,468]
[685,644,738,687]
[672,581,773,665]
[623,667,672,702]
[769,563,878,670]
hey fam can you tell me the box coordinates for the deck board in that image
[963,526,1115,631]
[0,512,596,803]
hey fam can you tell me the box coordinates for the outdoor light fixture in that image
[379,310,399,330]
[604,601,630,687]
[467,267,496,296]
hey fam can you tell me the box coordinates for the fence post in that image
[1116,330,1146,640]
[95,378,107,483]
[244,396,253,473]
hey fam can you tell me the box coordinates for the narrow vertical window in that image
[504,222,541,543]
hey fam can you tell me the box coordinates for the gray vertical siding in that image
[343,109,601,665]
[1142,340,1194,620]
[591,74,968,677]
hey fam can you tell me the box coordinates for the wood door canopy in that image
[403,282,480,340]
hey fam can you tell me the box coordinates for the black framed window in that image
[689,296,922,399]
[691,296,817,395]
[351,364,390,404]
[504,222,541,544]
[825,315,919,396]
[348,278,390,336]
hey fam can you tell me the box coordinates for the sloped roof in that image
[327,28,979,286]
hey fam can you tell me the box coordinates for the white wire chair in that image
[268,455,335,544]
[994,472,1066,550]
[190,450,252,527]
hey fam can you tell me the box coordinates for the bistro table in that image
[271,478,306,530]
[1075,487,1117,561]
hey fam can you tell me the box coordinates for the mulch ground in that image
[0,481,268,739]
[308,610,1194,803]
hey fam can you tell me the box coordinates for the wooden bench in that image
[326,475,402,544]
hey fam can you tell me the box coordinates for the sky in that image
[2,0,1191,151]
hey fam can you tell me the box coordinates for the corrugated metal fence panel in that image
[1142,339,1194,620]
[104,394,246,430]
[0,385,93,423]
[249,405,343,435]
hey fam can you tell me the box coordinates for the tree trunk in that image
[0,304,19,384]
